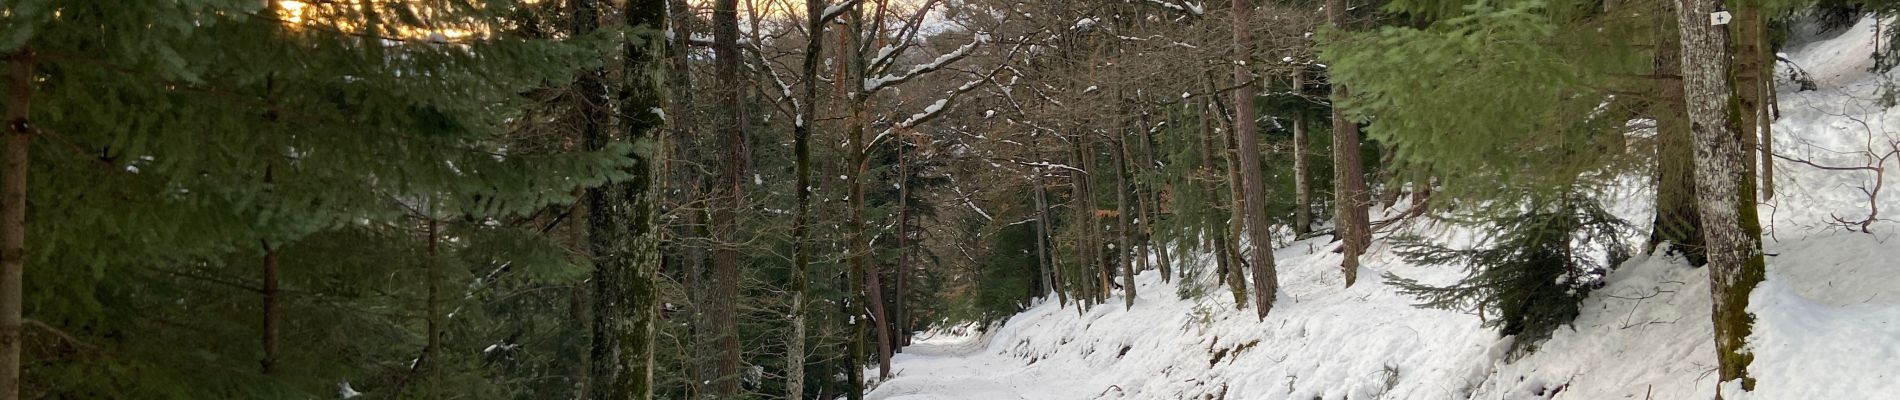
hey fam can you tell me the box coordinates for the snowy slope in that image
[867,16,1900,400]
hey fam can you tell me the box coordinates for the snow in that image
[1140,0,1204,16]
[867,17,1900,400]
[864,35,986,93]
[919,99,948,119]
[1072,18,1099,31]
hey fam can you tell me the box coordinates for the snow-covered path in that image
[867,331,1040,399]
[868,16,1900,400]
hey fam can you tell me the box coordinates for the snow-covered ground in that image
[866,16,1900,400]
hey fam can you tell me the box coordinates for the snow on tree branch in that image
[872,42,1025,152]
[862,33,990,93]
[819,0,866,24]
[1146,0,1206,16]
[867,0,948,76]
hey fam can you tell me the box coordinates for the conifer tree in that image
[2,1,624,397]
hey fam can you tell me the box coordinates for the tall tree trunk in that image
[1033,142,1065,305]
[1673,0,1770,395]
[786,0,827,398]
[1128,136,1151,280]
[1084,49,1111,307]
[662,0,708,393]
[1087,136,1110,305]
[1202,79,1248,310]
[1734,6,1766,196]
[1291,70,1313,237]
[706,0,744,395]
[1757,23,1777,200]
[1115,130,1137,310]
[1071,135,1099,307]
[1759,75,1776,199]
[1124,116,1151,282]
[893,139,911,350]
[1649,21,1708,266]
[846,14,896,383]
[609,1,668,398]
[1232,0,1280,319]
[1326,0,1372,287]
[843,5,873,396]
[1223,120,1249,307]
[574,0,615,392]
[1221,96,1252,312]
[1136,117,1172,282]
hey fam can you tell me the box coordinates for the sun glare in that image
[279,0,309,24]
[274,0,475,41]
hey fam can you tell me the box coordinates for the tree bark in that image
[1231,0,1280,319]
[843,5,874,396]
[662,0,707,390]
[1085,43,1111,307]
[1202,78,1248,310]
[1124,116,1151,283]
[1326,0,1372,288]
[785,0,826,398]
[1757,24,1777,200]
[612,1,667,398]
[1071,135,1099,307]
[1,49,29,400]
[1672,0,1770,394]
[1114,130,1137,310]
[1734,6,1765,196]
[706,0,744,396]
[1136,117,1173,282]
[1292,70,1313,237]
[892,138,912,350]
[1649,23,1707,266]
[1759,75,1775,199]
[1032,141,1065,305]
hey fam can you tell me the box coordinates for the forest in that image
[1,0,1897,399]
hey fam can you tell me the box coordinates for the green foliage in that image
[1323,0,1651,204]
[1385,191,1626,355]
[967,222,1043,323]
[5,0,630,397]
